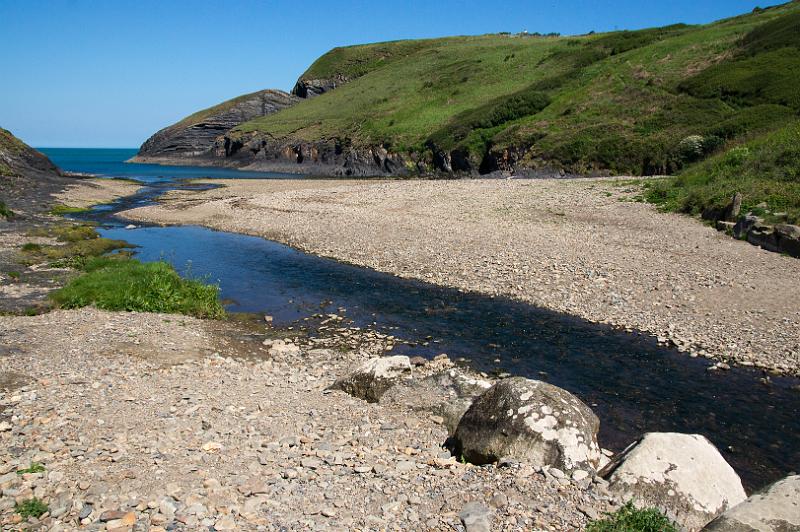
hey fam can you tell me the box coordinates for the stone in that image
[48,491,72,518]
[409,356,427,367]
[723,192,742,222]
[602,433,746,531]
[703,474,800,531]
[733,214,762,240]
[380,368,493,434]
[328,355,412,402]
[775,224,800,258]
[453,377,602,473]
[266,340,301,358]
[715,221,736,233]
[459,501,492,532]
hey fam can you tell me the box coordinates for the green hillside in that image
[235,2,799,180]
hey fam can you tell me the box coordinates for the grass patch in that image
[14,498,48,519]
[0,201,13,219]
[586,502,677,532]
[16,462,45,475]
[21,223,131,267]
[50,204,90,216]
[646,120,800,224]
[51,256,225,319]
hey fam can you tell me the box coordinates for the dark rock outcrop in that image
[210,133,419,176]
[291,76,349,99]
[0,127,67,215]
[132,90,298,162]
[0,128,59,178]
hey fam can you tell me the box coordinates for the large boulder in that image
[775,224,800,258]
[328,355,412,402]
[703,475,800,531]
[602,433,747,531]
[452,377,602,473]
[380,368,493,434]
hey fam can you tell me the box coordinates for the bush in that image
[0,201,13,219]
[15,498,48,519]
[51,257,225,319]
[646,121,800,224]
[587,502,678,532]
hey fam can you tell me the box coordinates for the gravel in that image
[0,308,616,530]
[122,177,800,375]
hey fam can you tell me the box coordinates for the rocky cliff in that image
[0,128,59,178]
[131,89,299,163]
[0,127,69,215]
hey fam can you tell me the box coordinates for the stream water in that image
[43,148,800,492]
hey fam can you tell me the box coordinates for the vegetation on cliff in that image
[236,2,799,177]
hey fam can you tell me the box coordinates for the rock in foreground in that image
[453,377,602,473]
[328,355,412,402]
[380,368,493,434]
[603,432,747,531]
[703,474,800,532]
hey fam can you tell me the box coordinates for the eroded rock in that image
[602,433,747,531]
[452,377,601,473]
[380,368,493,434]
[703,474,800,532]
[329,355,412,402]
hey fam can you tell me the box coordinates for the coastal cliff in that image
[130,89,298,164]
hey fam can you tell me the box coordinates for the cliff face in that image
[0,127,68,215]
[132,89,299,162]
[0,128,59,178]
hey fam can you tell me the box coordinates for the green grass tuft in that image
[50,204,91,216]
[14,498,48,519]
[51,257,225,319]
[586,502,678,532]
[0,201,13,219]
[16,462,45,475]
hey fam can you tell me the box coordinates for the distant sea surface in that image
[39,148,296,183]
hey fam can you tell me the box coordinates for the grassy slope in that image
[236,2,799,178]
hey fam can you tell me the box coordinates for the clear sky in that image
[0,0,784,148]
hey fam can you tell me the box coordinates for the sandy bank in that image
[54,178,142,209]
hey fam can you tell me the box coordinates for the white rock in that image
[704,474,800,531]
[603,433,746,531]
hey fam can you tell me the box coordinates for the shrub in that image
[15,498,48,519]
[0,201,13,219]
[586,502,678,532]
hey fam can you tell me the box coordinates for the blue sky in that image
[0,0,784,148]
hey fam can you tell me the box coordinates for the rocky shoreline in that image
[120,177,800,377]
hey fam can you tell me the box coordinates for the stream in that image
[45,148,800,492]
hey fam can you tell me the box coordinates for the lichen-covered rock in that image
[602,433,746,531]
[703,475,800,532]
[380,368,493,434]
[329,355,412,402]
[452,377,602,473]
